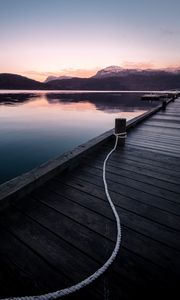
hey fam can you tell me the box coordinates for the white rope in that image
[114,132,127,139]
[2,133,125,300]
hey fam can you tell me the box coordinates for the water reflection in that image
[45,92,158,112]
[0,93,38,106]
[0,91,159,111]
[0,91,158,185]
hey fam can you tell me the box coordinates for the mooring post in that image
[162,100,167,111]
[175,93,179,99]
[115,118,126,146]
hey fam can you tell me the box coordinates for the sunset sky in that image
[0,0,180,81]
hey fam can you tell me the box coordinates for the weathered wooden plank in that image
[48,178,180,225]
[129,129,180,140]
[141,121,180,129]
[77,165,180,204]
[30,186,180,279]
[0,208,100,283]
[157,113,180,118]
[56,170,180,217]
[126,139,180,153]
[35,182,180,281]
[151,115,180,122]
[0,226,71,297]
[99,147,180,177]
[14,196,168,289]
[128,129,180,142]
[125,142,180,158]
[54,175,180,251]
[127,135,180,148]
[130,124,180,137]
[84,159,180,194]
[107,146,180,172]
[126,134,180,151]
[13,199,136,299]
[101,139,180,167]
[15,197,114,263]
[85,152,180,185]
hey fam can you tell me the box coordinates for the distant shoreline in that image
[0,73,180,91]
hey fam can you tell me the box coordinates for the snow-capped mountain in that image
[92,65,143,78]
[44,75,73,83]
[44,66,180,82]
[92,65,180,79]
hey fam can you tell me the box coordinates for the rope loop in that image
[114,131,127,139]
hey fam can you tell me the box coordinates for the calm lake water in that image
[0,91,158,185]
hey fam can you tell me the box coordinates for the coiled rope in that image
[2,132,126,300]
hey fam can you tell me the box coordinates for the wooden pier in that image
[0,93,180,299]
[141,92,179,101]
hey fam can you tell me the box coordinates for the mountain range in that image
[44,75,73,83]
[0,66,180,90]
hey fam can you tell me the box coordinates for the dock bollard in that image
[170,94,175,102]
[115,118,126,146]
[162,100,167,111]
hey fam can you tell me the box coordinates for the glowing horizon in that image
[1,0,180,82]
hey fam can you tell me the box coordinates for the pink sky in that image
[1,0,180,82]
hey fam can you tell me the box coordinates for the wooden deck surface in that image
[0,97,180,299]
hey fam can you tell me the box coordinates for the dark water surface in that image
[0,91,158,184]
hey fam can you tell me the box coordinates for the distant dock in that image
[141,92,179,101]
[0,92,180,299]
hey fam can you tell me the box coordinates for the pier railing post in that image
[115,118,126,146]
[162,100,167,111]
